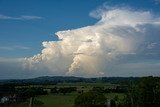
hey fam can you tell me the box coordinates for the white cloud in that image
[0,6,159,78]
[0,57,51,79]
[0,45,31,51]
[21,7,160,77]
[147,42,158,49]
[111,62,160,77]
[0,14,43,20]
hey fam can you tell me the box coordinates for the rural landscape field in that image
[17,83,125,107]
[1,76,160,107]
[1,0,160,107]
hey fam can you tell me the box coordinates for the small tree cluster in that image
[75,91,107,107]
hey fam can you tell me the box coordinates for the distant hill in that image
[0,76,140,85]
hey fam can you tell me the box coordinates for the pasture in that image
[16,82,125,107]
[17,93,125,107]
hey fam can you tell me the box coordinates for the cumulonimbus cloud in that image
[23,7,160,77]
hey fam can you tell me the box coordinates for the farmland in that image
[0,76,135,107]
[16,82,125,107]
[17,93,78,107]
[18,93,124,107]
[2,76,160,107]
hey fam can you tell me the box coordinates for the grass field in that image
[16,82,125,107]
[17,92,125,107]
[36,93,78,107]
[105,93,125,101]
[17,93,78,107]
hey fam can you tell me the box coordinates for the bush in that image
[75,91,107,107]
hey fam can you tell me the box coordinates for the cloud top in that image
[22,8,160,77]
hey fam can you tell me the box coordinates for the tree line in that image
[74,76,160,107]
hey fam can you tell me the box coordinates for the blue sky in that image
[0,0,104,57]
[0,0,160,58]
[0,0,160,79]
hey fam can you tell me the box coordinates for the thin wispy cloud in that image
[0,14,43,20]
[147,42,158,49]
[155,0,160,4]
[0,45,32,51]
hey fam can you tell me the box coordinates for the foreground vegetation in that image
[0,76,160,107]
[17,93,125,107]
[17,93,78,107]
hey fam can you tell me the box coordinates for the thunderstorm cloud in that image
[1,7,160,78]
[23,8,160,77]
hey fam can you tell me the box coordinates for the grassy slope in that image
[36,93,78,107]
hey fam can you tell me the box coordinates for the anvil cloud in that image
[23,8,160,77]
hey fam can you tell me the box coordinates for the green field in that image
[17,92,125,107]
[16,82,125,107]
[105,93,125,101]
[36,93,78,107]
[17,93,78,107]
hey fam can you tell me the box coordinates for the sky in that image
[0,0,160,79]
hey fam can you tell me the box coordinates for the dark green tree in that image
[137,76,160,107]
[75,91,107,107]
[124,76,160,107]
